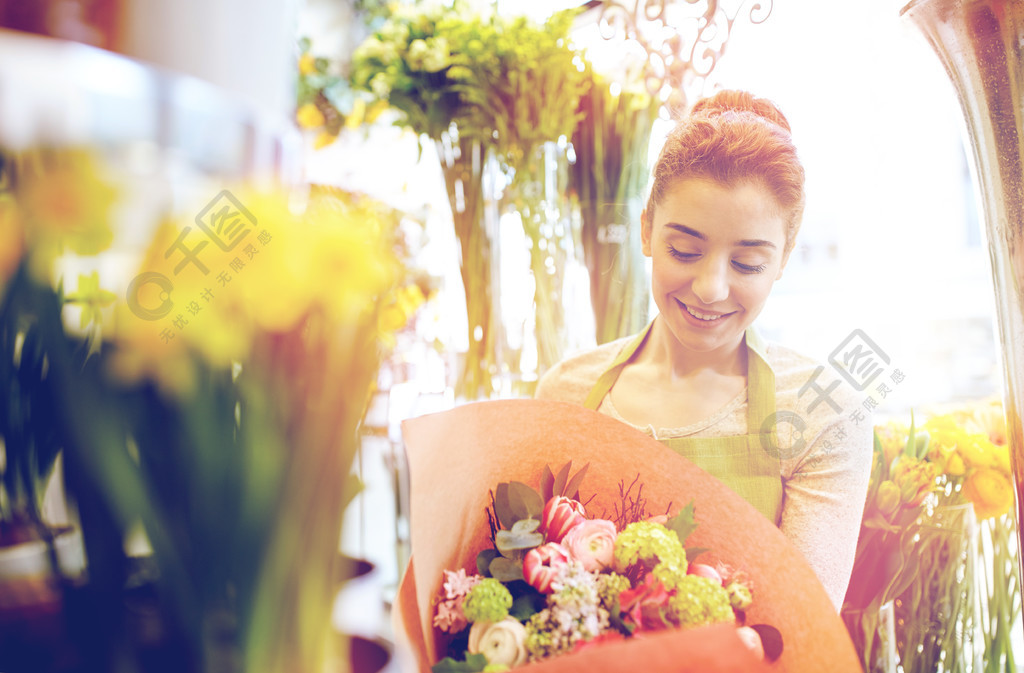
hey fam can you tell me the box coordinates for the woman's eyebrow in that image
[737,239,777,249]
[666,223,777,249]
[665,223,705,239]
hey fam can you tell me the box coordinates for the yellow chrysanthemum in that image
[296,102,326,130]
[16,148,116,259]
[962,467,1014,519]
[298,52,317,76]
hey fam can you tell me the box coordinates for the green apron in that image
[583,320,784,525]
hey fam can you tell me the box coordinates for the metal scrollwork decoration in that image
[594,0,773,114]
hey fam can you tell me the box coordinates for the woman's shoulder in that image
[534,336,632,405]
[763,339,868,431]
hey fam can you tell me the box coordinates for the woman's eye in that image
[733,261,768,274]
[668,247,699,261]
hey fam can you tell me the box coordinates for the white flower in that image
[468,618,528,668]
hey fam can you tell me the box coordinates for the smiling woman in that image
[535,90,873,611]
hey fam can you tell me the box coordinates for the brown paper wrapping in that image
[394,399,861,672]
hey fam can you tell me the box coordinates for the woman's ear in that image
[641,208,653,257]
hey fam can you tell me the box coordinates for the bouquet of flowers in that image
[842,400,1018,673]
[428,461,776,671]
[394,399,864,673]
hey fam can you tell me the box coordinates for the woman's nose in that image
[691,259,730,305]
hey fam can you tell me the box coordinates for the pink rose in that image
[522,542,570,593]
[540,496,586,543]
[562,519,616,572]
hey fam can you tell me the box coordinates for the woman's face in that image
[641,178,789,359]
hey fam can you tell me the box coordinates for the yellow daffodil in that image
[65,270,117,329]
[874,480,901,519]
[962,467,1015,519]
[16,148,116,260]
[298,52,317,76]
[296,103,326,130]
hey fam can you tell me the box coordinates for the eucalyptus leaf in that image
[494,482,514,529]
[507,481,544,521]
[495,526,543,554]
[488,556,523,582]
[476,548,498,576]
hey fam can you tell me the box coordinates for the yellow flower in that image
[957,433,1000,471]
[966,399,1008,447]
[0,195,25,290]
[16,148,116,258]
[313,131,337,150]
[299,52,317,76]
[65,270,117,329]
[364,100,390,125]
[962,467,1014,519]
[874,480,901,519]
[891,456,938,507]
[296,102,326,130]
[345,98,367,130]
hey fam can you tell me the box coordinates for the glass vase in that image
[500,140,588,391]
[900,0,1024,620]
[893,501,981,673]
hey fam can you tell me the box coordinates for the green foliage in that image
[431,653,489,673]
[540,461,589,502]
[665,501,699,546]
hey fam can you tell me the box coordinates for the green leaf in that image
[494,482,514,529]
[666,501,699,545]
[552,461,571,497]
[489,556,523,582]
[431,653,489,673]
[563,462,590,500]
[495,519,543,554]
[685,546,710,562]
[477,548,498,576]
[507,481,544,520]
[510,590,546,621]
[541,464,555,502]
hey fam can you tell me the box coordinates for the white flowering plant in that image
[429,461,781,672]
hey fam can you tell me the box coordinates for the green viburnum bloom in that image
[462,578,513,624]
[594,572,630,613]
[665,575,734,629]
[613,521,686,573]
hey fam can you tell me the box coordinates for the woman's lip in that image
[678,300,735,319]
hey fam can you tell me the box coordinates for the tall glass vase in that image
[901,0,1024,619]
[503,141,583,384]
[435,130,502,401]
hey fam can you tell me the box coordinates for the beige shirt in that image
[535,334,874,610]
